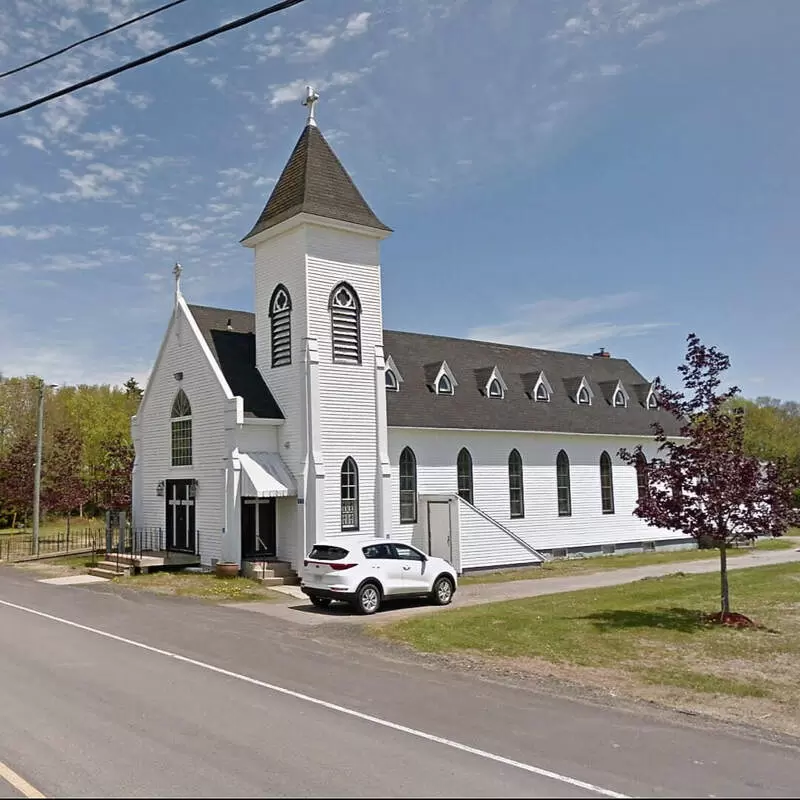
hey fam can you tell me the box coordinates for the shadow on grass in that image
[580,607,709,634]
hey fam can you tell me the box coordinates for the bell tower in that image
[241,87,393,561]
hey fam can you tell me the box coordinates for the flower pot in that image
[215,562,239,578]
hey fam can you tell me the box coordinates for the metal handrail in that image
[454,495,548,562]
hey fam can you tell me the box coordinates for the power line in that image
[0,0,308,120]
[0,0,191,81]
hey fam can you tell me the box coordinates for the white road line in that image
[0,760,45,799]
[0,598,628,799]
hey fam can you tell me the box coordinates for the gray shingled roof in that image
[188,304,283,420]
[383,330,681,436]
[186,304,677,436]
[242,124,391,241]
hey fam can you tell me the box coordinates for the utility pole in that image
[32,380,45,553]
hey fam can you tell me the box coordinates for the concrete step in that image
[243,561,297,579]
[88,567,125,579]
[103,553,169,567]
[245,567,293,579]
[96,560,131,575]
[103,553,140,566]
[255,575,301,587]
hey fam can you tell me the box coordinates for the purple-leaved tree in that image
[619,333,799,623]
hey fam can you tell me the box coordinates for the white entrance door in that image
[427,501,452,563]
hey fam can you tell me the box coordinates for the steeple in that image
[242,87,391,243]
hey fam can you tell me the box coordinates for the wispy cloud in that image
[269,70,366,106]
[79,126,127,150]
[19,134,49,152]
[0,225,71,241]
[343,11,371,39]
[467,293,673,351]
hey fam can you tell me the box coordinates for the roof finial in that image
[173,261,183,302]
[302,85,319,127]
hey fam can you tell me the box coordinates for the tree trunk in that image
[720,539,731,615]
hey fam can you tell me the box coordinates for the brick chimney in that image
[593,347,611,358]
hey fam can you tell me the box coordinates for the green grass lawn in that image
[16,553,99,571]
[460,535,796,585]
[14,555,285,604]
[116,571,286,604]
[378,562,800,736]
[0,517,102,536]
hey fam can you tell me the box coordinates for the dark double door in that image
[241,498,276,559]
[165,479,196,553]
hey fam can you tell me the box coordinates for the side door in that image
[361,543,403,594]
[390,543,430,594]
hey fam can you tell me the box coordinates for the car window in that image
[308,545,350,561]
[392,543,425,561]
[363,543,393,559]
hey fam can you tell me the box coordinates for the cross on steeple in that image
[302,85,319,128]
[173,262,183,301]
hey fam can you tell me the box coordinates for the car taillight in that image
[329,563,357,571]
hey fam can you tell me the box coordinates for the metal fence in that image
[1,525,202,567]
[0,528,104,563]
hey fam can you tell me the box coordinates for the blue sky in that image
[1,0,798,400]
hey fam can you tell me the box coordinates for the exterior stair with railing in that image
[87,551,200,579]
[242,559,300,586]
[87,556,132,578]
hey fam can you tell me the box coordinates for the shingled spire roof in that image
[242,123,391,242]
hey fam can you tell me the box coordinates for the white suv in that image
[300,539,458,615]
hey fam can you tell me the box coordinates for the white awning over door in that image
[239,451,296,498]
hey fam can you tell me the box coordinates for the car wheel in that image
[431,575,454,606]
[354,582,381,615]
[310,595,332,609]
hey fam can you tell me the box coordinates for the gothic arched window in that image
[330,283,361,364]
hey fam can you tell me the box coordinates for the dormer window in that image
[613,388,627,407]
[532,371,553,402]
[482,366,507,399]
[384,355,403,392]
[430,360,458,395]
[573,376,593,405]
[647,391,658,409]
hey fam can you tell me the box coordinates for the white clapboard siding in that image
[234,423,279,453]
[387,428,689,569]
[253,226,307,480]
[132,301,229,565]
[276,496,297,564]
[304,225,384,541]
[456,499,542,570]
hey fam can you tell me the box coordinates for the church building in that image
[131,88,687,574]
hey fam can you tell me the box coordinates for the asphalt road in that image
[0,780,22,799]
[1,567,799,798]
